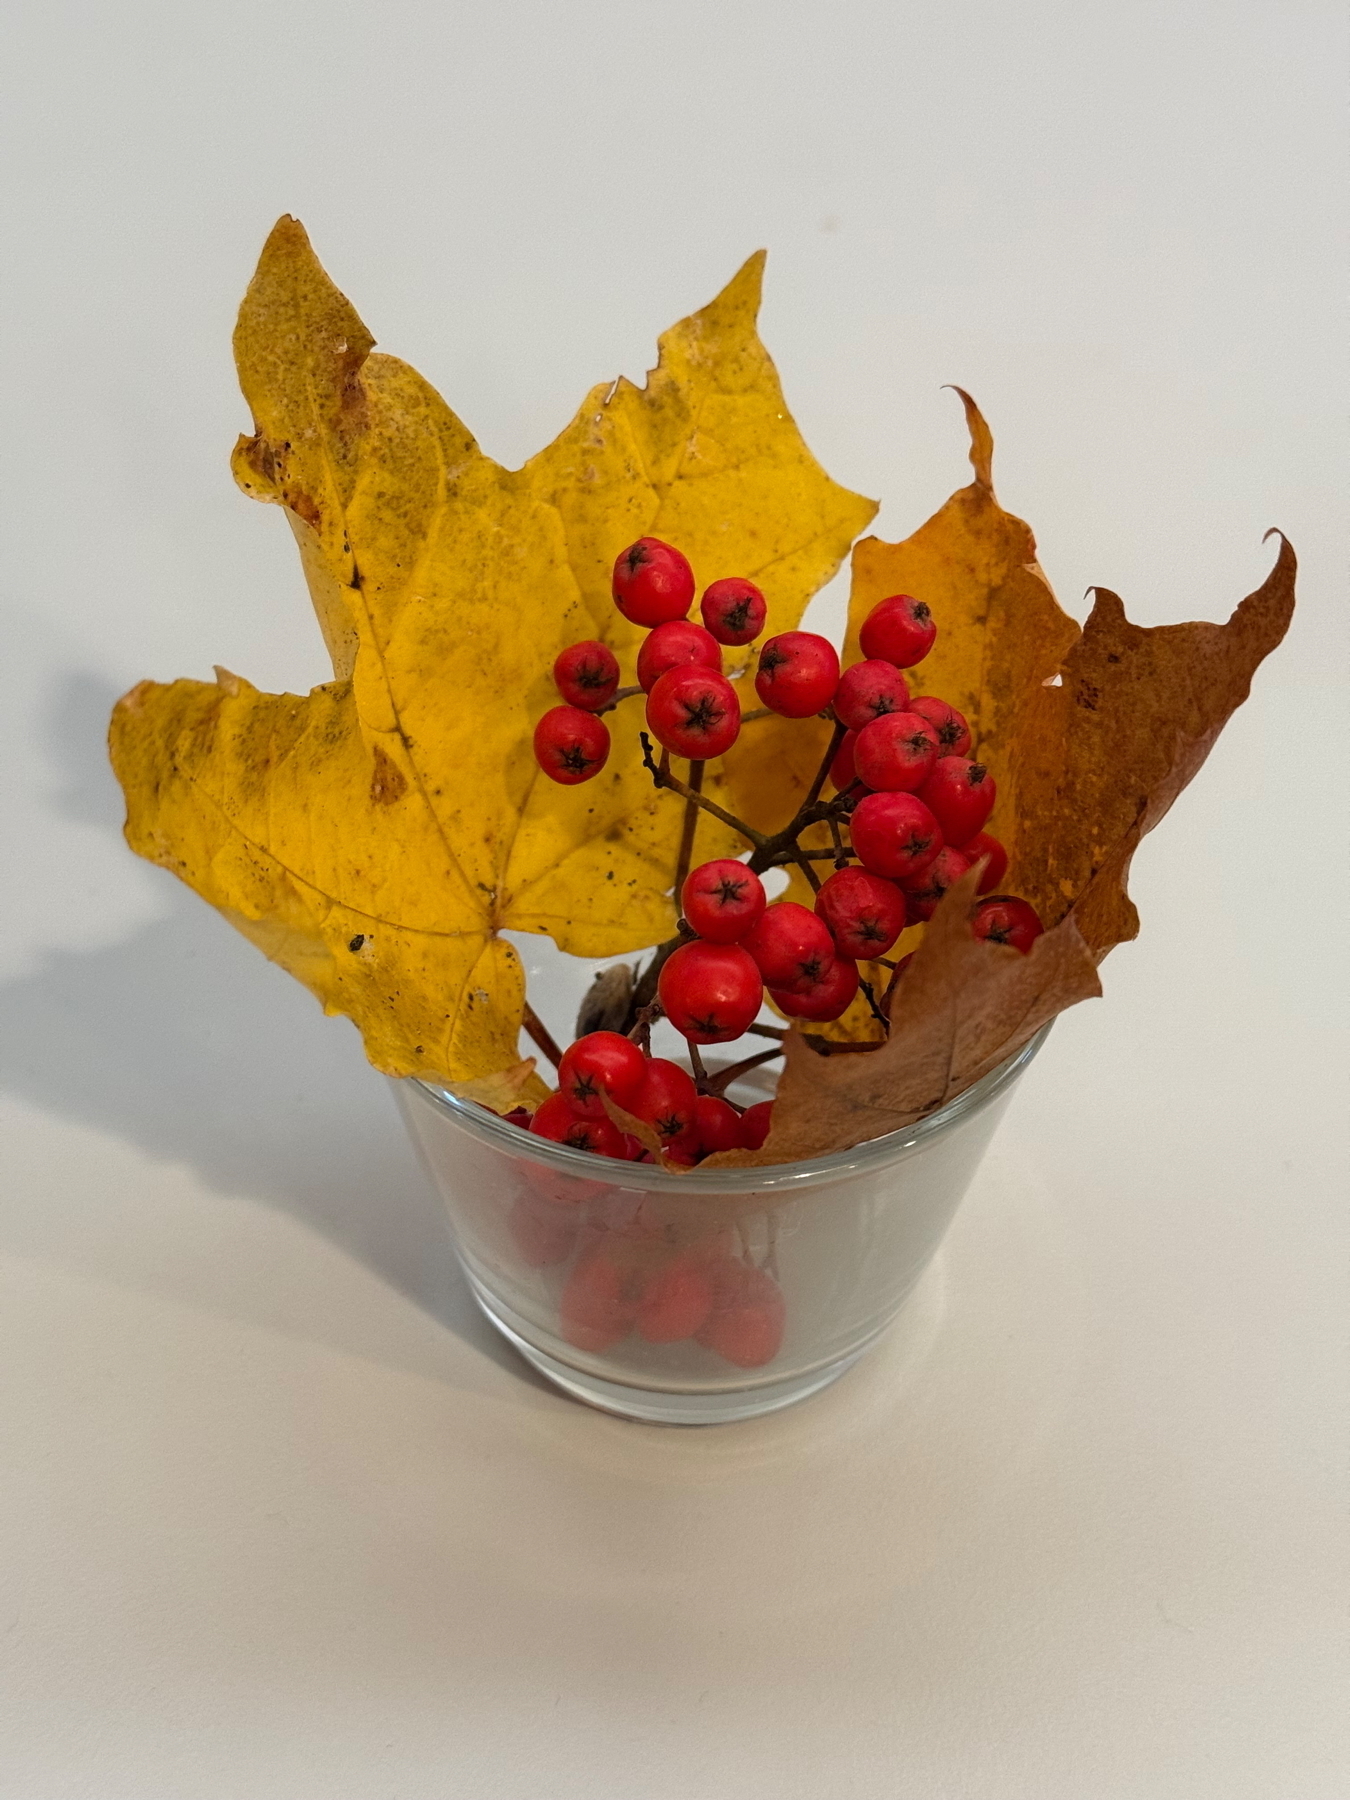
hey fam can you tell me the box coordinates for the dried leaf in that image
[575,962,636,1039]
[714,866,1101,1166]
[447,1058,551,1114]
[110,219,875,1083]
[710,511,1295,1166]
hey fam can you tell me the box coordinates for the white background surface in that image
[2,3,1347,1795]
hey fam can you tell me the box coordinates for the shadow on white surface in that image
[1,670,549,1387]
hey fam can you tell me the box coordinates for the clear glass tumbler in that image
[396,1025,1049,1424]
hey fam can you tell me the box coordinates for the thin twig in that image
[747,1022,788,1041]
[704,1046,784,1094]
[857,976,889,1029]
[790,845,822,893]
[687,1042,711,1092]
[522,1003,564,1069]
[803,718,847,814]
[673,760,704,898]
[640,733,767,847]
[739,706,776,724]
[627,999,664,1053]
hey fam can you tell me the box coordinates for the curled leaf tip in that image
[943,385,994,492]
[1084,586,1127,624]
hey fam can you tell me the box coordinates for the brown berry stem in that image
[627,999,664,1054]
[790,845,822,893]
[672,759,705,899]
[704,1046,784,1094]
[747,1022,788,1041]
[640,733,768,848]
[522,1003,564,1069]
[856,976,889,1029]
[803,718,847,814]
[687,1042,711,1092]
[596,685,644,714]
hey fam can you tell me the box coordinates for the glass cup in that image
[396,1025,1049,1425]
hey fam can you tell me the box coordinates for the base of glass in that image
[468,1280,871,1425]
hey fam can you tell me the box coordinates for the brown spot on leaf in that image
[369,744,407,805]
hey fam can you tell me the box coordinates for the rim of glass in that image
[407,1021,1052,1195]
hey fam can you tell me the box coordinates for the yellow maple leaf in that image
[110,218,876,1083]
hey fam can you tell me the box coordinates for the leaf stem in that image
[801,1034,885,1056]
[522,1003,564,1070]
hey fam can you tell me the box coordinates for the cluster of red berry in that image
[533,538,770,782]
[491,1031,782,1364]
[508,534,1046,1163]
[509,1164,784,1367]
[503,1028,773,1166]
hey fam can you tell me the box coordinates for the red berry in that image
[645,666,741,759]
[636,619,723,693]
[909,694,971,756]
[697,1260,786,1367]
[901,846,972,923]
[612,537,695,627]
[972,895,1045,953]
[815,866,906,959]
[919,757,996,847]
[830,729,860,792]
[507,1195,577,1267]
[849,791,943,881]
[737,1100,774,1150]
[858,593,936,668]
[701,577,767,646]
[527,1093,581,1141]
[501,1106,533,1129]
[853,711,940,793]
[754,631,840,718]
[834,659,911,731]
[558,1117,627,1161]
[628,1057,698,1146]
[552,640,620,711]
[528,1093,627,1158]
[533,705,610,785]
[557,1030,646,1118]
[740,901,836,992]
[962,830,1009,894]
[666,1095,744,1166]
[560,1246,639,1352]
[636,1257,716,1342]
[681,859,766,943]
[658,942,763,1044]
[769,956,860,1022]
